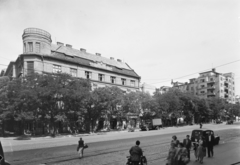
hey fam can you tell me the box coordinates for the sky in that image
[0,0,240,95]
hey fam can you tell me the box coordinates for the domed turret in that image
[22,28,52,55]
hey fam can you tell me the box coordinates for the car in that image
[216,119,223,124]
[227,120,234,124]
[191,129,220,145]
[140,122,153,131]
[0,141,11,165]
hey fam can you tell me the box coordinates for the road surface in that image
[1,122,240,165]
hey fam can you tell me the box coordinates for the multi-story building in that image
[4,28,141,93]
[3,28,141,131]
[172,68,236,104]
[141,83,156,95]
[159,86,171,94]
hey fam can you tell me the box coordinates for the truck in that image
[140,118,162,131]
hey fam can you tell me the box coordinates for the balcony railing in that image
[207,86,215,89]
[207,92,216,96]
[23,28,51,38]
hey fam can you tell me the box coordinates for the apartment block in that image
[172,68,236,104]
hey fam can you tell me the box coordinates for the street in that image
[1,122,240,165]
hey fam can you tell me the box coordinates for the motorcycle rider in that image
[129,140,143,165]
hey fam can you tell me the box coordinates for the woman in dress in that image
[166,142,177,165]
[196,136,206,164]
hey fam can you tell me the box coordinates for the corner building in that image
[5,28,141,92]
[4,28,141,132]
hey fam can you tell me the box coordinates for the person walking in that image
[129,140,143,165]
[207,132,214,157]
[196,136,206,164]
[183,135,192,160]
[174,143,188,165]
[166,142,177,165]
[77,137,84,158]
[171,135,180,147]
[199,122,202,129]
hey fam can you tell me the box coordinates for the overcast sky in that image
[0,0,240,95]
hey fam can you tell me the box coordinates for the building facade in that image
[172,68,236,104]
[3,28,141,132]
[4,28,141,92]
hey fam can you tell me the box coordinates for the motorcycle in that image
[126,155,147,165]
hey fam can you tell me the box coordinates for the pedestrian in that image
[171,135,180,147]
[166,142,177,165]
[207,132,214,157]
[196,136,206,164]
[183,135,192,160]
[175,142,189,165]
[77,137,84,158]
[129,140,143,165]
[199,122,202,129]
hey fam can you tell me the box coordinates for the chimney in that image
[117,59,122,62]
[212,68,216,72]
[66,44,72,48]
[96,53,101,56]
[57,42,64,46]
[80,48,86,52]
[110,57,114,60]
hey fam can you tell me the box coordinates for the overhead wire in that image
[149,59,240,85]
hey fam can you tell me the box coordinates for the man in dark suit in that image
[129,140,143,165]
[183,135,192,159]
[206,132,214,157]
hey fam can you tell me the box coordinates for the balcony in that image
[207,86,215,89]
[207,80,215,84]
[207,92,216,96]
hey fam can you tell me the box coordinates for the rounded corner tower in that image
[22,28,52,55]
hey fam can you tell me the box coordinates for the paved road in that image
[2,122,240,165]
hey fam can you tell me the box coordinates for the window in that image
[130,80,135,87]
[200,91,205,94]
[201,85,205,88]
[35,42,40,53]
[210,78,213,81]
[201,79,205,83]
[53,65,61,73]
[24,43,26,52]
[98,74,104,81]
[27,61,34,75]
[221,83,223,87]
[28,42,33,52]
[121,78,126,85]
[221,90,223,93]
[70,68,77,77]
[85,71,92,79]
[191,87,194,91]
[111,76,116,84]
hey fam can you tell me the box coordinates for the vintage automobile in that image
[191,129,220,145]
[0,141,11,165]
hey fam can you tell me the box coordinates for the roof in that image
[51,44,131,70]
[21,52,141,78]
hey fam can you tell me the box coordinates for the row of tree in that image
[0,73,239,136]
